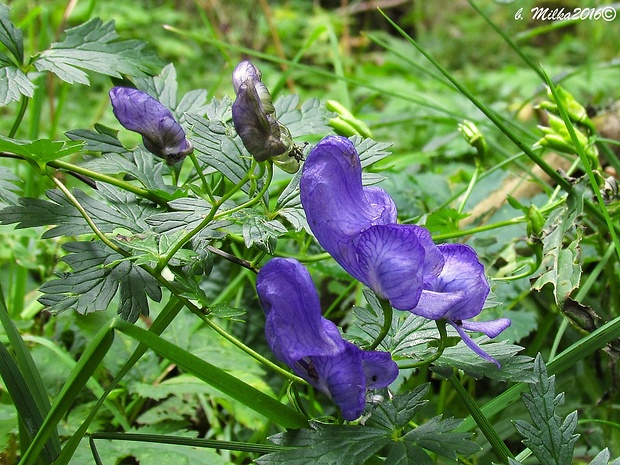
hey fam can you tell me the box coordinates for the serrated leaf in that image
[275,95,331,138]
[0,4,23,64]
[351,135,393,166]
[353,290,439,359]
[403,416,480,458]
[0,166,21,204]
[145,197,230,238]
[0,66,34,105]
[186,111,253,187]
[367,384,430,431]
[34,18,162,85]
[0,184,159,238]
[512,354,580,465]
[256,423,388,465]
[432,336,534,382]
[233,208,287,253]
[532,183,586,308]
[384,441,435,465]
[65,126,127,153]
[0,135,84,168]
[38,241,161,321]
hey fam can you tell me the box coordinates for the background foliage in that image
[1,0,620,464]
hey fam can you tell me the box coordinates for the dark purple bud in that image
[109,87,193,164]
[231,61,297,170]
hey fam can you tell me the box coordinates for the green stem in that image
[367,298,393,350]
[50,177,127,256]
[398,320,449,370]
[9,96,29,138]
[48,159,168,207]
[457,163,481,214]
[213,163,273,220]
[189,151,215,203]
[448,373,513,464]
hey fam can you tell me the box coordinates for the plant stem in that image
[398,320,449,370]
[367,298,393,350]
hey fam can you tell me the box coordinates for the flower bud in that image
[458,119,488,162]
[109,87,193,164]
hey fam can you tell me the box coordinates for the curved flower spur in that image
[300,135,510,367]
[256,257,399,421]
[109,87,193,165]
[231,60,302,174]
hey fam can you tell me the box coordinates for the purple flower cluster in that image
[109,87,193,165]
[256,136,510,420]
[299,136,510,365]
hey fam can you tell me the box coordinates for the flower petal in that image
[450,321,502,368]
[256,258,344,369]
[460,318,511,338]
[361,350,400,389]
[354,224,426,309]
[300,136,398,278]
[109,87,192,164]
[414,243,489,320]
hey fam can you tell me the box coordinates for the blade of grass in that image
[53,297,185,465]
[0,283,60,459]
[90,432,287,455]
[20,322,116,465]
[111,318,308,429]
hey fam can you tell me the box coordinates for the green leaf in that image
[275,95,331,138]
[256,424,388,465]
[38,241,161,322]
[232,208,287,253]
[432,336,535,382]
[367,384,430,431]
[34,18,163,85]
[0,166,21,204]
[531,182,586,308]
[512,354,580,465]
[402,416,480,459]
[0,3,23,64]
[0,66,34,105]
[589,448,620,465]
[66,126,127,154]
[352,136,393,167]
[145,197,230,238]
[0,184,159,238]
[186,109,253,187]
[0,135,84,169]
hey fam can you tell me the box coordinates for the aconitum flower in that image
[231,61,299,173]
[415,244,511,367]
[300,135,444,310]
[256,257,399,421]
[300,135,510,366]
[109,87,193,164]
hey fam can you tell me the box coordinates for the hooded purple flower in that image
[300,135,444,310]
[415,244,511,367]
[231,61,299,173]
[109,87,193,164]
[300,135,510,366]
[256,257,399,421]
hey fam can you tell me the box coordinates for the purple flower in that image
[415,244,511,367]
[109,87,193,164]
[256,257,399,421]
[231,61,299,173]
[300,135,444,310]
[300,135,510,366]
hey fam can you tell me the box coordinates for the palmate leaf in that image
[0,65,34,105]
[275,95,331,138]
[0,166,21,204]
[432,336,534,382]
[0,135,84,169]
[257,385,478,465]
[512,354,579,465]
[66,125,127,154]
[34,18,163,85]
[38,241,161,322]
[531,180,586,308]
[231,208,287,253]
[0,184,159,238]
